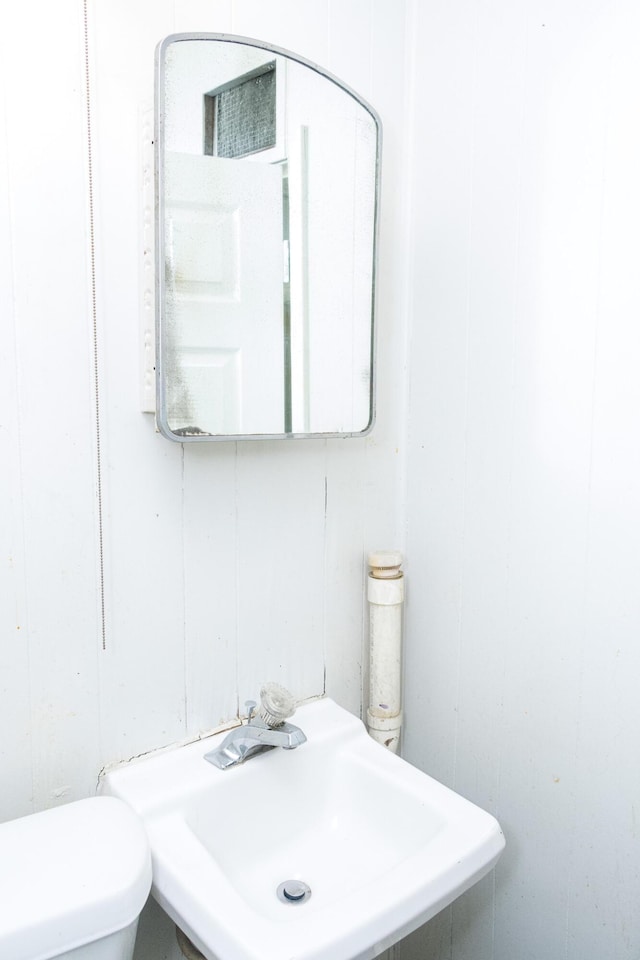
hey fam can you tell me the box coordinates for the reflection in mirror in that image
[156,35,381,441]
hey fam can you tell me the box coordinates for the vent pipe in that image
[367,551,404,752]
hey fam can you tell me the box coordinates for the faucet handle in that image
[243,699,257,721]
[259,682,297,727]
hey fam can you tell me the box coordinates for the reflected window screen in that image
[204,62,277,158]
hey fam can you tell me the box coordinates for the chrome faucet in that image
[204,684,306,770]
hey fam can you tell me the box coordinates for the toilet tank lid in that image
[0,796,152,960]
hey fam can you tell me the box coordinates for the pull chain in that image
[83,0,106,651]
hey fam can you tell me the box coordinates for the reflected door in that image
[162,152,284,435]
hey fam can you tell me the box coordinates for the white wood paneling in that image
[402,2,640,959]
[231,0,330,63]
[0,7,408,960]
[328,0,373,94]
[0,27,33,821]
[323,441,370,715]
[182,443,239,734]
[90,0,189,763]
[0,0,403,957]
[234,443,327,701]
[0,0,102,815]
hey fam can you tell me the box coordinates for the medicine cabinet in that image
[155,34,381,441]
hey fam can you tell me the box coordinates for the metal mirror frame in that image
[155,33,382,442]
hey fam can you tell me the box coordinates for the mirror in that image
[155,34,381,441]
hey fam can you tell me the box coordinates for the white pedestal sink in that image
[101,698,504,960]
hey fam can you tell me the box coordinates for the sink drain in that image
[277,879,312,904]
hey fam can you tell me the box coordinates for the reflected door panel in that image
[163,152,284,435]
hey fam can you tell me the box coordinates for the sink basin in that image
[101,697,504,960]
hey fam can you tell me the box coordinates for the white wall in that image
[8,2,637,959]
[401,1,640,958]
[0,2,410,957]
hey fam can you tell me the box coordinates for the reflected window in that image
[204,62,277,158]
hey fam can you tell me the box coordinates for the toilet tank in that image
[0,796,152,960]
[49,925,138,960]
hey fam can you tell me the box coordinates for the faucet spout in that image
[204,718,307,770]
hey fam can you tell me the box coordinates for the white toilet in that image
[0,795,152,960]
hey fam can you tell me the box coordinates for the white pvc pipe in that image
[367,550,404,752]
